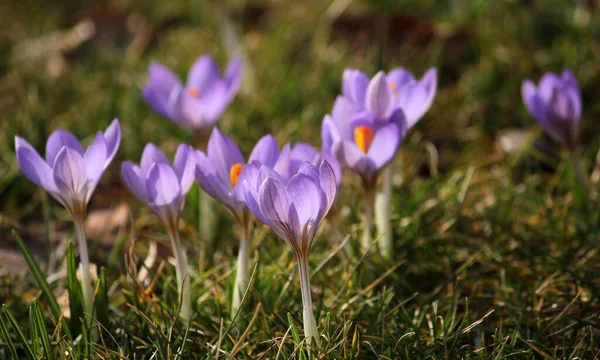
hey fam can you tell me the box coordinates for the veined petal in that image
[273,144,291,179]
[365,71,393,119]
[103,119,121,166]
[173,144,196,194]
[322,152,342,187]
[207,127,244,185]
[146,162,182,207]
[53,147,88,206]
[121,161,149,204]
[46,130,83,167]
[233,161,260,202]
[288,173,324,249]
[256,164,286,189]
[195,151,233,204]
[140,143,170,175]
[342,69,369,110]
[83,132,108,202]
[331,96,357,139]
[319,160,337,213]
[258,177,300,245]
[248,134,279,167]
[243,180,268,224]
[15,136,59,194]
[395,68,437,128]
[186,55,220,93]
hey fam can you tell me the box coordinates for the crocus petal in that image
[140,143,170,174]
[522,80,554,138]
[15,136,59,194]
[365,71,393,119]
[224,56,243,99]
[248,134,279,167]
[561,69,580,92]
[142,83,182,122]
[333,141,370,175]
[146,162,182,207]
[319,160,337,213]
[288,174,325,249]
[186,55,220,93]
[52,147,88,205]
[243,180,268,224]
[322,152,342,187]
[148,62,182,90]
[342,69,369,110]
[83,132,108,201]
[288,143,320,177]
[207,128,244,184]
[321,115,341,154]
[103,119,121,166]
[121,161,149,204]
[273,144,291,179]
[256,164,286,189]
[46,130,83,167]
[258,177,299,244]
[297,161,320,181]
[195,150,233,205]
[395,68,437,128]
[331,96,357,139]
[173,144,196,194]
[537,72,561,103]
[366,114,403,169]
[387,67,415,88]
[233,161,260,202]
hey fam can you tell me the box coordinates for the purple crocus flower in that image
[142,55,242,137]
[121,143,196,320]
[243,161,337,346]
[274,142,341,186]
[15,119,121,328]
[522,69,581,151]
[15,119,121,218]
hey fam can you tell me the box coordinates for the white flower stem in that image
[569,151,591,198]
[297,255,320,347]
[168,229,192,321]
[73,219,95,336]
[375,166,393,259]
[361,184,375,253]
[231,220,250,318]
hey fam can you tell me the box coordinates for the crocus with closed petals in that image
[194,128,280,316]
[243,161,337,347]
[522,69,590,195]
[142,55,242,140]
[15,119,121,327]
[121,143,196,320]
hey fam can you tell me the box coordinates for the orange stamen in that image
[354,126,374,153]
[389,82,398,96]
[188,87,200,98]
[230,163,243,187]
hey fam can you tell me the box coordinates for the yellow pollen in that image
[188,87,200,97]
[230,163,243,187]
[389,82,396,91]
[354,126,374,153]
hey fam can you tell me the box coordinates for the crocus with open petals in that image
[194,128,280,316]
[142,55,242,138]
[15,119,121,328]
[243,161,337,346]
[121,143,196,320]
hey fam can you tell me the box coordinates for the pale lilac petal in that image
[83,132,108,201]
[146,163,182,207]
[224,56,243,99]
[149,62,182,90]
[387,68,415,88]
[243,180,267,224]
[46,130,83,167]
[142,82,182,122]
[195,150,233,205]
[258,177,299,244]
[395,68,437,128]
[140,143,170,174]
[288,143,319,177]
[233,161,260,202]
[321,115,341,154]
[52,147,88,205]
[537,72,561,103]
[121,161,149,204]
[366,115,403,169]
[15,136,59,194]
[256,164,286,189]
[248,134,279,167]
[207,128,244,185]
[288,173,323,226]
[331,96,357,139]
[561,69,580,92]
[103,119,121,166]
[322,152,342,187]
[319,160,337,213]
[297,161,320,180]
[342,69,369,110]
[186,55,220,93]
[333,141,370,174]
[273,144,291,179]
[173,144,196,194]
[522,80,554,138]
[365,71,393,119]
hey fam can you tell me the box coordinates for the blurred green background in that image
[1,0,599,242]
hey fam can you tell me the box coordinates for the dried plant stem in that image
[168,229,192,321]
[375,166,393,259]
[231,219,251,318]
[297,255,320,347]
[361,184,375,253]
[73,219,95,335]
[569,151,591,198]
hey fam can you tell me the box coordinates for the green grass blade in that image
[67,242,84,336]
[11,229,72,340]
[0,312,19,360]
[95,266,109,328]
[3,305,35,359]
[29,306,40,358]
[32,299,54,360]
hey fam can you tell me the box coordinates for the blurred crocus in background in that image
[322,71,407,253]
[521,69,590,194]
[121,143,196,320]
[15,119,121,328]
[194,128,281,316]
[142,55,242,144]
[243,162,337,346]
